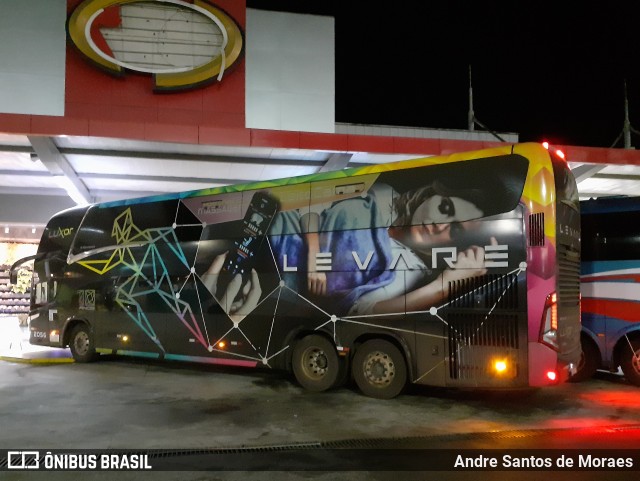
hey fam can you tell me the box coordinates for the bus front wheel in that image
[292,335,339,392]
[569,336,600,383]
[620,338,640,386]
[69,324,97,363]
[353,339,407,399]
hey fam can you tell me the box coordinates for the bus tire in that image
[353,339,407,399]
[569,336,599,383]
[292,335,339,392]
[620,338,640,386]
[69,324,97,363]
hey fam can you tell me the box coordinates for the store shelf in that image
[0,265,31,315]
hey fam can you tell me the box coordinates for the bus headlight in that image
[50,330,60,343]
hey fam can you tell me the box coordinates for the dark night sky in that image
[247,2,640,148]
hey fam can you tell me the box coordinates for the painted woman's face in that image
[409,195,483,245]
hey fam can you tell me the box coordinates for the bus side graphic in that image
[581,267,640,323]
[16,143,582,398]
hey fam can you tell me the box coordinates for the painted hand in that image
[202,253,262,323]
[442,237,498,283]
[307,271,327,296]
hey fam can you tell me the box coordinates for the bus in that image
[573,195,640,385]
[11,142,581,398]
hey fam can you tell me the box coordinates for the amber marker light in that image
[490,358,514,378]
[122,335,129,342]
[217,341,226,349]
[494,360,508,373]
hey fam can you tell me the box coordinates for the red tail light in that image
[540,292,559,350]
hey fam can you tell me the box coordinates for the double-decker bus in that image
[11,142,581,398]
[573,196,640,385]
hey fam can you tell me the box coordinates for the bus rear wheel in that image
[292,335,339,392]
[353,339,407,399]
[620,338,640,386]
[69,324,97,363]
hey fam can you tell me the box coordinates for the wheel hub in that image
[632,350,640,374]
[74,332,90,355]
[303,347,328,379]
[364,351,395,385]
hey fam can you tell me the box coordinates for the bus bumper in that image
[29,327,63,347]
[28,314,64,348]
[563,360,578,380]
[528,342,576,386]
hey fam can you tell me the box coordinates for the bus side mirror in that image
[9,254,39,286]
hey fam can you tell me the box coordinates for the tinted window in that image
[581,211,640,261]
[38,207,88,256]
[551,154,579,211]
